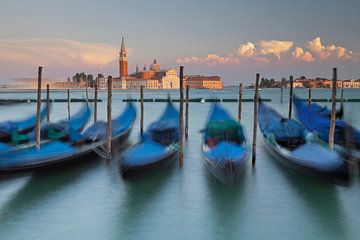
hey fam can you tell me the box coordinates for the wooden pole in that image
[94,79,98,123]
[46,84,50,122]
[280,86,283,103]
[179,66,184,166]
[185,85,189,139]
[140,85,144,135]
[238,83,243,122]
[107,76,113,158]
[329,68,337,150]
[252,73,260,165]
[340,81,344,105]
[288,75,294,119]
[85,75,89,107]
[67,77,71,120]
[36,66,42,149]
[308,87,312,106]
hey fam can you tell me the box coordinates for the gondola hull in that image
[201,103,250,182]
[121,148,178,177]
[120,101,180,176]
[0,103,136,173]
[202,143,250,182]
[262,137,349,184]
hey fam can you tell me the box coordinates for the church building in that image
[118,37,180,89]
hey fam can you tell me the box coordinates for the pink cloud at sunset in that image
[177,37,358,65]
[0,38,121,68]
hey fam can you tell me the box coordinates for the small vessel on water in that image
[120,101,180,176]
[0,102,136,173]
[259,100,349,184]
[201,103,250,182]
[0,104,49,142]
[11,103,91,144]
[293,96,360,161]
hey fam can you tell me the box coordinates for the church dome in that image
[150,58,160,72]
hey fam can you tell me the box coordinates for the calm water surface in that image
[0,88,359,240]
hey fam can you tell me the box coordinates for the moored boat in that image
[293,95,360,162]
[0,102,136,172]
[11,103,91,144]
[202,103,250,182]
[259,100,349,184]
[0,104,49,142]
[120,101,179,177]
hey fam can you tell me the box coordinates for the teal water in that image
[0,88,360,240]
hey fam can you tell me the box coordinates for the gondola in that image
[120,101,179,176]
[297,96,343,119]
[11,103,91,144]
[259,100,349,183]
[201,103,250,182]
[293,95,360,161]
[0,104,49,142]
[0,102,136,172]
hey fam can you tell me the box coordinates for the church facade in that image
[118,38,180,89]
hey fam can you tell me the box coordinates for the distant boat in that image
[258,100,349,184]
[0,102,136,172]
[120,101,179,176]
[200,98,205,103]
[201,103,250,182]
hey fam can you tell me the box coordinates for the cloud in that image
[238,42,256,57]
[292,47,314,62]
[307,37,355,61]
[178,37,359,67]
[258,40,293,59]
[0,38,121,68]
[177,54,239,65]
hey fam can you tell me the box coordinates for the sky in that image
[0,0,359,85]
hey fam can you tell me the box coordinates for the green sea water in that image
[0,88,359,240]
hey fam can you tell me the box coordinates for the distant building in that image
[118,38,179,89]
[184,75,224,89]
[342,80,360,88]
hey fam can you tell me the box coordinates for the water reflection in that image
[272,160,348,239]
[205,168,247,239]
[117,160,177,237]
[0,158,100,223]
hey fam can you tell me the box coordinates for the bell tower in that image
[119,37,128,78]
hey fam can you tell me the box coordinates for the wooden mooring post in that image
[288,75,294,119]
[280,86,283,103]
[107,76,113,159]
[308,87,312,106]
[85,75,89,107]
[140,85,144,135]
[36,67,42,149]
[67,77,71,120]
[238,83,243,122]
[252,73,260,165]
[94,80,98,123]
[46,84,50,122]
[329,68,337,150]
[179,66,184,166]
[185,85,189,139]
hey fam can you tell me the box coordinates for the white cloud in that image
[292,47,314,62]
[238,42,256,57]
[258,40,293,60]
[307,37,355,61]
[0,38,121,68]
